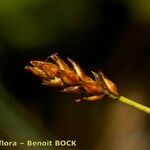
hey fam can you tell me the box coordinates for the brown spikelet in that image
[25,53,119,102]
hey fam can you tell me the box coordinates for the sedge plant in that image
[25,53,150,114]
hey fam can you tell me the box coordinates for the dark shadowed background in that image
[0,0,150,150]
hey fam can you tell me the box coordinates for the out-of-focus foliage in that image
[0,0,96,48]
[0,86,61,150]
[0,0,149,48]
[127,0,150,22]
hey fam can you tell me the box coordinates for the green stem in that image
[116,96,150,114]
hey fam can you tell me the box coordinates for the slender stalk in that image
[116,96,150,114]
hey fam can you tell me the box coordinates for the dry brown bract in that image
[25,53,119,102]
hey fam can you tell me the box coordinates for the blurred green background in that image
[0,0,150,150]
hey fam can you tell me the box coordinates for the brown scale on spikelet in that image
[25,53,119,102]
